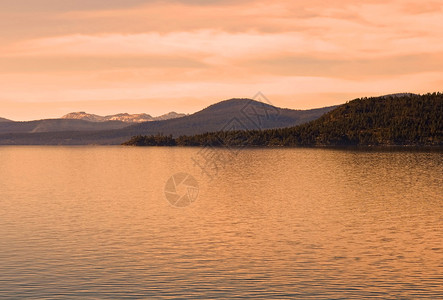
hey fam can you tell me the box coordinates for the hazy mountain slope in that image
[0,117,12,122]
[0,119,130,135]
[136,93,441,147]
[0,99,336,145]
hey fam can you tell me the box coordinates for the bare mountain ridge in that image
[62,111,186,123]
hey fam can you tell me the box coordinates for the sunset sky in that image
[1,0,442,120]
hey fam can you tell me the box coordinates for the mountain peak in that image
[200,98,278,114]
[62,112,105,122]
[62,111,186,123]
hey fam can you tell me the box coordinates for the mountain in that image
[0,111,187,136]
[125,93,443,147]
[62,112,153,123]
[62,112,111,122]
[284,93,442,146]
[127,98,337,135]
[0,119,130,135]
[0,98,337,145]
[62,111,186,123]
[154,112,187,121]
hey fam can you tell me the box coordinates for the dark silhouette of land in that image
[124,93,442,147]
[0,99,336,145]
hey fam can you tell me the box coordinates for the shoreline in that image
[121,144,443,152]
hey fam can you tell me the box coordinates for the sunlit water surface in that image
[0,147,442,299]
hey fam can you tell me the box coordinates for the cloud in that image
[0,0,150,12]
[244,53,443,79]
[0,0,442,120]
[0,55,207,73]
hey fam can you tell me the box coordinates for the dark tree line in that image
[123,134,177,146]
[123,93,443,147]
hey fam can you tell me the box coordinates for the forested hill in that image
[124,93,443,147]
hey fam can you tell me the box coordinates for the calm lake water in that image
[0,147,442,299]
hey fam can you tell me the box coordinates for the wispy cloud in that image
[0,0,442,120]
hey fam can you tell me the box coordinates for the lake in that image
[0,146,442,299]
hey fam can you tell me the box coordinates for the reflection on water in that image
[0,146,442,298]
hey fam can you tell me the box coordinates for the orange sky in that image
[1,0,442,120]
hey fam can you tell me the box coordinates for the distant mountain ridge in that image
[62,111,186,123]
[0,98,337,145]
[0,111,187,136]
[0,119,130,135]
